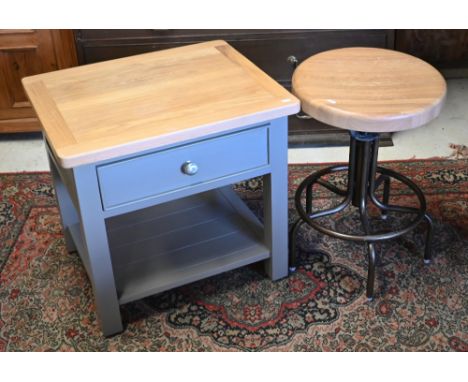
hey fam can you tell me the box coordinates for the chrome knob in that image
[181,161,198,176]
[287,55,299,68]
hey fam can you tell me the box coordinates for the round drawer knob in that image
[181,161,199,176]
[287,55,299,68]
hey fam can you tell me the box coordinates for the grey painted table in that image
[23,40,300,336]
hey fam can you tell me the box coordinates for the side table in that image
[23,40,300,336]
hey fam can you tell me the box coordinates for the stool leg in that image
[381,176,391,220]
[367,242,377,300]
[424,213,434,264]
[360,200,379,298]
[289,218,305,272]
[368,134,391,221]
[354,134,378,300]
[355,141,371,234]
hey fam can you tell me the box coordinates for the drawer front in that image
[97,126,269,209]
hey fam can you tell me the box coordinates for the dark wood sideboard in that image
[395,30,468,70]
[74,29,395,147]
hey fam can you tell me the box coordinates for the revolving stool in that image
[289,47,447,300]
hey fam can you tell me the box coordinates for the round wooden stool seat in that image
[292,47,447,133]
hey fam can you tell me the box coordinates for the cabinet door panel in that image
[0,29,77,133]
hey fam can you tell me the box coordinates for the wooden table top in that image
[23,40,299,168]
[292,47,447,133]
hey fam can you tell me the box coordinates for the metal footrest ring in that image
[294,165,427,243]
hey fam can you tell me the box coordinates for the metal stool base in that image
[289,131,434,299]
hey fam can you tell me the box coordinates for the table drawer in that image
[97,126,269,209]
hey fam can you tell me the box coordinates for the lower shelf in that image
[102,188,269,304]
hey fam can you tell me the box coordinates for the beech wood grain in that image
[292,47,446,133]
[23,40,299,168]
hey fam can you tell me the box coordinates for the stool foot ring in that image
[294,168,427,243]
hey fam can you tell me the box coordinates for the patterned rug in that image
[0,159,467,351]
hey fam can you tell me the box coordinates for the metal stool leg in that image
[423,213,434,264]
[289,218,305,272]
[381,176,391,220]
[372,174,391,220]
[367,242,377,300]
[354,134,381,299]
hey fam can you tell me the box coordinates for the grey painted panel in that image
[72,164,124,336]
[107,191,264,267]
[97,126,269,209]
[107,192,229,248]
[103,190,270,303]
[68,223,90,277]
[111,213,243,266]
[106,193,208,231]
[263,117,289,280]
[48,153,79,253]
[101,165,271,219]
[116,236,269,304]
[216,186,264,232]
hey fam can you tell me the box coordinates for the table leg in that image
[263,117,289,280]
[48,156,78,253]
[73,165,123,336]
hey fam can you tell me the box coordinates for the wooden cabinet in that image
[0,29,77,133]
[75,29,395,146]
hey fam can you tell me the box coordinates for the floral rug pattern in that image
[0,159,467,351]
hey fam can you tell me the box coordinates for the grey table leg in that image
[48,154,78,253]
[263,117,289,280]
[73,165,123,336]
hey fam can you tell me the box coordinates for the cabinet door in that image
[0,29,77,133]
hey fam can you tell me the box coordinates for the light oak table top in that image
[292,47,447,133]
[23,40,299,168]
